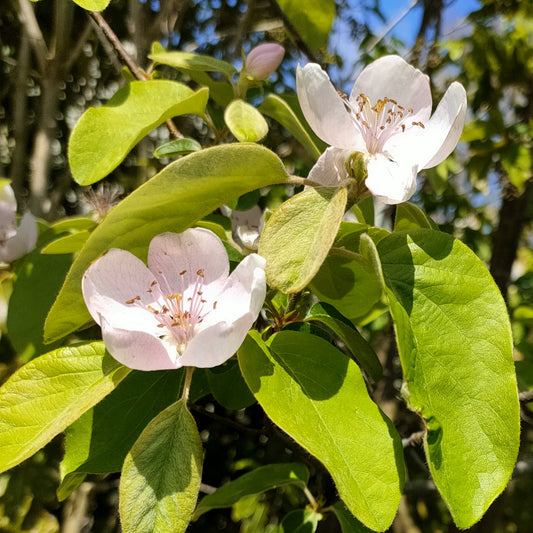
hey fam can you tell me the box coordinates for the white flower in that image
[0,182,37,263]
[221,205,264,251]
[82,228,266,371]
[296,55,467,204]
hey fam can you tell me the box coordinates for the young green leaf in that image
[224,100,269,142]
[238,331,404,532]
[331,502,374,533]
[153,138,202,158]
[378,229,520,529]
[41,231,91,254]
[120,400,203,533]
[0,342,130,474]
[44,144,289,343]
[259,94,322,159]
[149,50,237,81]
[259,187,347,293]
[393,202,438,232]
[194,463,309,519]
[69,81,208,185]
[207,359,256,410]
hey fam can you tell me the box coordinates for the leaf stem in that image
[181,366,195,403]
[303,486,319,511]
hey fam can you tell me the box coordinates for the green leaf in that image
[238,331,404,532]
[149,50,237,81]
[306,302,382,382]
[153,138,202,158]
[280,509,320,533]
[50,216,97,233]
[181,69,234,107]
[309,254,384,325]
[41,230,91,254]
[61,369,184,483]
[7,247,73,361]
[276,0,335,51]
[378,229,520,528]
[331,502,374,533]
[44,144,289,343]
[258,94,321,159]
[120,400,203,533]
[225,100,268,142]
[393,202,438,232]
[71,0,110,9]
[0,342,130,474]
[194,462,309,519]
[69,81,209,185]
[207,359,256,410]
[259,187,347,293]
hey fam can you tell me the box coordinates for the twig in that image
[519,390,533,403]
[88,10,182,139]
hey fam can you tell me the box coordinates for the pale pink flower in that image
[244,43,285,80]
[296,55,467,204]
[82,228,266,371]
[0,183,37,263]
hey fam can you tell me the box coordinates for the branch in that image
[17,0,48,73]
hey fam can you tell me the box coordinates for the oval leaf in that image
[238,331,404,532]
[0,342,130,474]
[44,144,289,343]
[259,187,347,293]
[259,94,321,159]
[225,100,268,142]
[194,462,309,519]
[69,81,209,185]
[153,138,202,158]
[378,229,520,528]
[120,400,203,533]
[149,50,237,81]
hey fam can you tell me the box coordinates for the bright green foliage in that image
[206,359,255,410]
[0,342,130,474]
[70,0,110,9]
[194,463,309,519]
[393,202,438,232]
[153,138,202,158]
[276,0,335,51]
[332,502,374,533]
[378,229,520,528]
[306,302,382,381]
[60,369,184,483]
[149,50,237,81]
[238,331,404,532]
[258,94,322,159]
[68,81,209,185]
[259,187,347,293]
[280,509,320,532]
[44,144,290,343]
[41,230,91,254]
[225,100,269,142]
[7,247,73,361]
[119,400,203,533]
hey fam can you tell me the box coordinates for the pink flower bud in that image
[244,43,285,80]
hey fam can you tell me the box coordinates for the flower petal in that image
[147,228,229,297]
[101,316,180,370]
[418,82,467,169]
[179,254,266,368]
[308,147,352,187]
[82,248,160,333]
[0,212,37,263]
[351,55,432,123]
[365,154,418,205]
[296,64,363,150]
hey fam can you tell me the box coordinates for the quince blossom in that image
[296,55,467,204]
[82,228,266,371]
[244,43,285,80]
[0,182,37,263]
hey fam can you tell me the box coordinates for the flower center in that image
[125,268,217,354]
[344,93,425,154]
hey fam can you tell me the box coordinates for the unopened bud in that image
[244,43,285,80]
